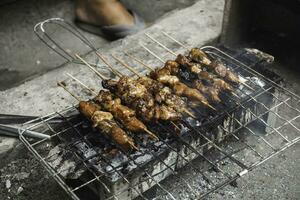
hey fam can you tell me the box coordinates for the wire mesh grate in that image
[19,44,300,200]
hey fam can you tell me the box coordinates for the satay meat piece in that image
[150,67,211,107]
[94,90,158,140]
[176,54,233,93]
[79,101,136,150]
[199,71,233,92]
[189,48,240,84]
[102,79,181,122]
[189,48,212,66]
[137,77,186,111]
[175,54,202,74]
[193,80,221,103]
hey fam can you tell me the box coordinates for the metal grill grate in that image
[19,18,300,200]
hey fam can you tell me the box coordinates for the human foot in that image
[75,0,134,27]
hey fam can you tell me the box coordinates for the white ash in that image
[249,77,266,88]
[47,145,85,179]
[238,76,266,96]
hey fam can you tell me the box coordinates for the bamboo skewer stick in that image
[140,44,165,63]
[95,52,122,77]
[112,55,143,77]
[123,51,154,71]
[111,54,141,78]
[124,51,154,73]
[122,52,240,101]
[77,51,195,122]
[143,129,159,141]
[161,31,189,49]
[75,54,108,80]
[171,122,181,133]
[140,43,241,99]
[58,80,139,150]
[66,73,98,96]
[57,82,82,102]
[145,33,177,56]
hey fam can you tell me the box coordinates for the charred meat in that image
[79,101,136,150]
[102,77,181,122]
[94,90,158,139]
[189,48,241,84]
[150,61,214,109]
[136,76,186,112]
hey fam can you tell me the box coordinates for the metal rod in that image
[0,124,50,140]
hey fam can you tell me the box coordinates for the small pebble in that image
[6,180,11,189]
[17,187,24,194]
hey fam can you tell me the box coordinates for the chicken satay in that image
[175,54,234,93]
[175,54,202,74]
[79,101,137,151]
[136,76,186,112]
[149,65,215,110]
[193,80,221,103]
[189,48,241,84]
[199,71,233,92]
[94,90,158,140]
[102,78,181,122]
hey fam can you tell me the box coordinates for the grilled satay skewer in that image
[160,59,224,103]
[66,73,159,140]
[142,37,239,98]
[125,50,222,104]
[174,54,240,99]
[111,54,196,118]
[175,54,233,91]
[76,54,182,122]
[189,48,254,91]
[95,90,159,140]
[126,51,224,103]
[139,46,216,111]
[57,82,138,151]
[158,32,254,91]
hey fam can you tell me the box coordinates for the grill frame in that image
[19,44,300,200]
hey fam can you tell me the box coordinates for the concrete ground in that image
[0,0,299,200]
[0,0,198,91]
